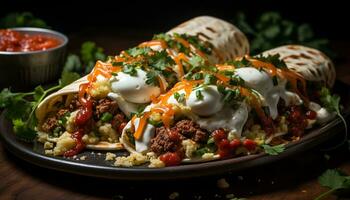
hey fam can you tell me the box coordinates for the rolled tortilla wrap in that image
[169,16,249,63]
[262,45,336,88]
[36,16,249,151]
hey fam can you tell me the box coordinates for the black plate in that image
[0,81,349,180]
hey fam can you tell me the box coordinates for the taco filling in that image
[119,52,336,167]
[37,31,239,156]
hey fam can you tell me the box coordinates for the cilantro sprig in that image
[63,41,106,75]
[316,169,350,200]
[262,144,285,155]
[233,11,334,57]
[320,87,348,148]
[254,54,287,69]
[0,72,80,142]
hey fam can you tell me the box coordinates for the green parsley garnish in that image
[203,74,217,85]
[145,71,160,86]
[122,64,138,76]
[316,169,350,200]
[195,90,204,100]
[125,47,151,57]
[0,72,80,142]
[262,144,285,155]
[320,87,348,148]
[174,92,185,103]
[254,54,287,69]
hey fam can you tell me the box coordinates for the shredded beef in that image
[172,119,208,142]
[69,95,81,111]
[41,117,58,132]
[111,113,128,133]
[94,98,119,119]
[41,108,69,133]
[150,119,208,156]
[150,127,181,155]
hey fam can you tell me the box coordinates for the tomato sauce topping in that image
[0,29,61,52]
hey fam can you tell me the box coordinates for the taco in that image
[119,45,336,167]
[35,16,249,156]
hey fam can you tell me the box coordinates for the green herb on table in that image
[63,41,107,75]
[0,12,49,28]
[233,12,333,57]
[0,72,80,142]
[319,87,348,148]
[315,169,350,200]
[262,144,285,155]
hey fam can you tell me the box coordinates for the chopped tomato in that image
[159,152,182,166]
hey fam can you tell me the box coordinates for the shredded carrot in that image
[216,64,235,71]
[133,113,150,140]
[139,40,168,49]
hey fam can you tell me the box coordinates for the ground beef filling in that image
[150,119,208,156]
[41,108,69,133]
[93,98,119,119]
[41,97,127,134]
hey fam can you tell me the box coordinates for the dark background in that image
[1,0,349,40]
[1,1,350,200]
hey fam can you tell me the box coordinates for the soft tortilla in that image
[262,45,336,88]
[169,16,249,63]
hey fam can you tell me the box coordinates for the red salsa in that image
[0,29,61,52]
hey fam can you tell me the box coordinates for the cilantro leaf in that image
[34,86,45,101]
[195,90,204,100]
[12,119,37,141]
[122,64,138,76]
[0,12,49,28]
[254,54,287,69]
[60,71,81,87]
[81,41,106,74]
[233,11,334,57]
[203,74,217,85]
[148,50,174,71]
[316,169,350,200]
[189,55,205,67]
[63,54,82,73]
[319,87,347,148]
[262,144,285,155]
[126,47,151,57]
[145,71,159,86]
[320,87,340,113]
[174,92,185,103]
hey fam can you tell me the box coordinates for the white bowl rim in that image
[0,27,68,55]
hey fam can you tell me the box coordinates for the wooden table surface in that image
[1,30,350,200]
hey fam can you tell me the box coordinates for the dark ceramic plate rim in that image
[0,110,348,180]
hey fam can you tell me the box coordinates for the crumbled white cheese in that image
[37,132,48,143]
[65,111,77,133]
[44,141,54,149]
[114,153,148,167]
[53,132,76,156]
[182,139,198,158]
[105,152,117,161]
[99,123,119,142]
[202,153,214,159]
[90,79,111,99]
[148,158,165,168]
